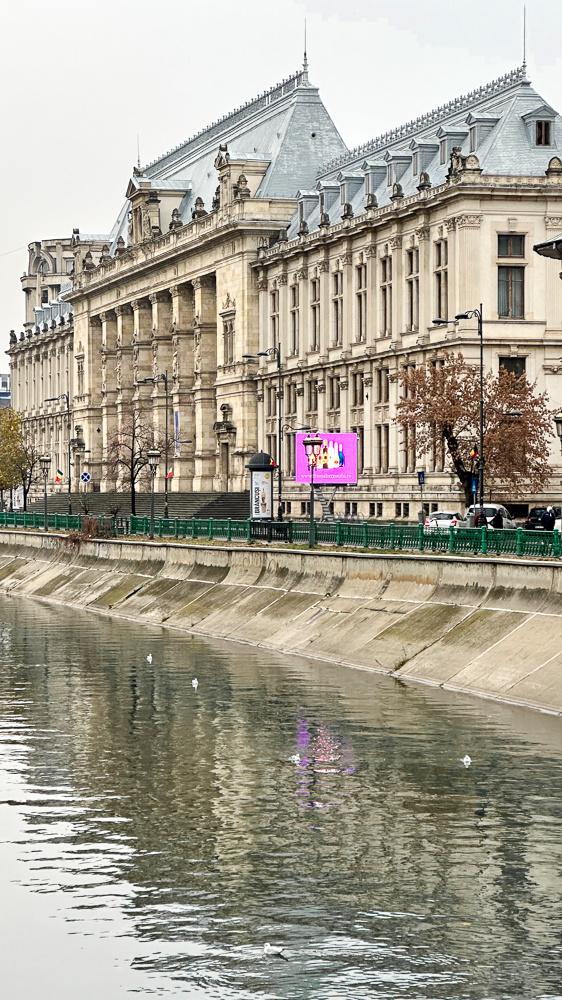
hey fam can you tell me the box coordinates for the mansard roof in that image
[287,65,562,238]
[108,66,347,251]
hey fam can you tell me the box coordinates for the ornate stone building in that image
[7,63,562,514]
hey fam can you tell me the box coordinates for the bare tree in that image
[395,353,556,506]
[104,405,170,515]
[0,410,43,511]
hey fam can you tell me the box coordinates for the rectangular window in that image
[77,359,84,396]
[412,151,419,175]
[65,259,74,274]
[380,256,392,336]
[311,279,320,351]
[499,356,526,379]
[307,379,318,412]
[351,372,364,407]
[376,368,389,403]
[403,502,410,517]
[469,126,477,152]
[266,386,277,416]
[498,266,524,318]
[356,426,364,473]
[536,120,551,146]
[498,234,524,257]
[328,375,340,410]
[377,501,383,517]
[406,248,419,332]
[395,502,402,518]
[286,383,297,415]
[332,271,343,345]
[270,289,279,347]
[434,240,448,321]
[266,434,277,463]
[290,284,299,355]
[439,140,447,164]
[223,319,234,364]
[356,263,367,342]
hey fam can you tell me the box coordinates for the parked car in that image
[463,504,517,530]
[524,506,562,531]
[424,511,463,531]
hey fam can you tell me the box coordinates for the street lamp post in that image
[45,393,72,514]
[434,305,485,524]
[303,434,323,548]
[39,455,51,531]
[243,345,283,520]
[147,449,161,539]
[137,373,170,518]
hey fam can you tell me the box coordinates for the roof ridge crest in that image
[145,68,308,173]
[319,64,528,175]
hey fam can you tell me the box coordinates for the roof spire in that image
[302,18,309,83]
[137,133,141,171]
[522,4,527,77]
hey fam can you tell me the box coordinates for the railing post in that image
[516,526,524,557]
[362,522,368,548]
[208,517,213,540]
[418,521,424,551]
[227,518,232,541]
[448,524,455,553]
[336,521,343,546]
[191,517,196,538]
[481,524,488,555]
[174,518,179,539]
[389,522,395,549]
[554,528,561,558]
[246,518,251,542]
[288,520,293,543]
[158,518,163,538]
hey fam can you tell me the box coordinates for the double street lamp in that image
[303,434,323,548]
[243,344,283,520]
[39,454,51,531]
[147,448,161,540]
[137,372,170,518]
[45,393,72,514]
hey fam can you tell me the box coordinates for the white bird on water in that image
[290,753,300,764]
[264,943,289,961]
[192,678,198,690]
[462,755,472,767]
[146,654,152,664]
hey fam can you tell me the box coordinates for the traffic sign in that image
[417,471,425,486]
[471,476,478,494]
[80,472,91,483]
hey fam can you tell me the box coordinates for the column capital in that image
[115,302,133,316]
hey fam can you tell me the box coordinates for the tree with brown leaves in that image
[0,409,43,510]
[395,353,556,506]
[104,405,171,515]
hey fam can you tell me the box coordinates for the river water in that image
[1,596,562,999]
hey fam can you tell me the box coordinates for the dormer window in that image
[536,121,551,146]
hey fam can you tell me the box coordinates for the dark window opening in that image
[536,120,551,146]
[498,266,524,319]
[499,356,526,379]
[498,234,524,257]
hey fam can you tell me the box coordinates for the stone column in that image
[192,276,217,491]
[366,245,377,344]
[170,283,195,491]
[339,373,349,432]
[149,290,173,492]
[456,215,482,315]
[100,310,118,491]
[342,250,353,348]
[415,225,430,339]
[130,298,152,401]
[445,217,458,320]
[114,304,134,491]
[390,234,403,346]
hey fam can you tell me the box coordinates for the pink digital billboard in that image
[295,433,358,485]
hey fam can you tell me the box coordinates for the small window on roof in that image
[412,152,418,175]
[536,121,551,146]
[469,126,477,152]
[439,140,447,165]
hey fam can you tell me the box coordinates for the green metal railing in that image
[1,511,561,558]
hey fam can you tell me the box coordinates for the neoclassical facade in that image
[7,63,562,514]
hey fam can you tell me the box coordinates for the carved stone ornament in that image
[141,205,152,240]
[115,357,122,391]
[389,235,403,250]
[316,380,326,393]
[169,208,183,230]
[340,252,352,266]
[194,332,201,374]
[101,360,107,394]
[545,216,562,229]
[256,276,268,291]
[339,379,349,390]
[222,292,235,311]
[365,245,377,258]
[277,273,288,285]
[457,214,483,229]
[445,217,457,232]
[318,259,330,272]
[415,226,430,242]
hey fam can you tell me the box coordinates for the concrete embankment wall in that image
[1,530,562,716]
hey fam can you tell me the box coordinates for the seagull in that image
[290,753,300,764]
[192,678,198,690]
[264,942,289,961]
[461,755,472,767]
[146,654,152,664]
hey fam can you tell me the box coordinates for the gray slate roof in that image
[109,67,347,251]
[287,65,562,238]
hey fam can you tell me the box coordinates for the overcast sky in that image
[1,0,561,357]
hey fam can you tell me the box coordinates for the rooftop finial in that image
[303,18,309,82]
[137,133,141,171]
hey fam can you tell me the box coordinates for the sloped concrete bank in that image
[1,530,562,716]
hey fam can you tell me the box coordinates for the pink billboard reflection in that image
[295,432,358,484]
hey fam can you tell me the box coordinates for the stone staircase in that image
[27,491,250,520]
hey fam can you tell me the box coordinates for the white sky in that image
[1,0,561,358]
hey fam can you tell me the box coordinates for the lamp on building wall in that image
[303,434,323,548]
[243,344,283,520]
[39,454,51,531]
[147,449,161,539]
[45,393,72,514]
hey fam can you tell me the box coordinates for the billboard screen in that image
[295,433,358,485]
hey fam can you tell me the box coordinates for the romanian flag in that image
[55,469,63,483]
[166,467,173,479]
